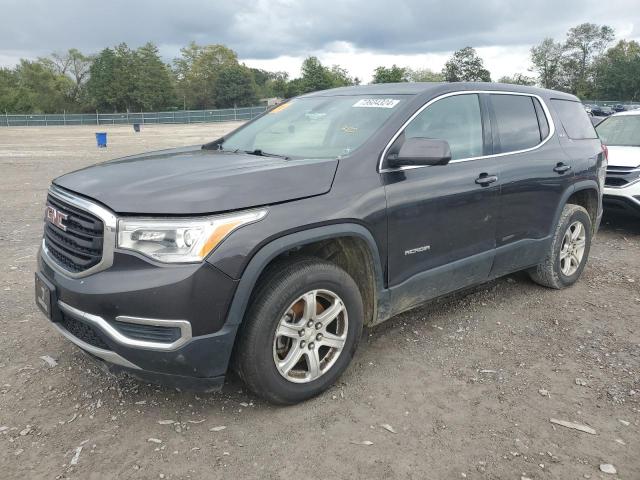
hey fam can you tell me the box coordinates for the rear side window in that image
[404,93,483,160]
[551,99,598,140]
[491,94,543,153]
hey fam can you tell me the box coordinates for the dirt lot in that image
[0,124,638,479]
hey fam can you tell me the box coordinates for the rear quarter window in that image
[551,99,598,140]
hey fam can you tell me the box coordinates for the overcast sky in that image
[1,0,639,82]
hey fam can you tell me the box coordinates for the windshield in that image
[219,96,406,159]
[596,115,640,147]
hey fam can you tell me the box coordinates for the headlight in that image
[117,209,267,263]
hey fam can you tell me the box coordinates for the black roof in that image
[302,82,578,101]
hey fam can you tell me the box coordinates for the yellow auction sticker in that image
[270,102,292,113]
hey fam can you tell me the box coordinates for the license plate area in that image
[35,272,55,320]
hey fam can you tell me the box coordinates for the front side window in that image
[403,94,483,160]
[596,115,640,147]
[220,95,405,159]
[491,94,543,153]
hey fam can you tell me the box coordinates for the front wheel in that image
[528,204,592,289]
[234,258,363,405]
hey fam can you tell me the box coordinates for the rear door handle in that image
[553,163,572,174]
[475,174,498,186]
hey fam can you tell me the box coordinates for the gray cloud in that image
[1,0,639,64]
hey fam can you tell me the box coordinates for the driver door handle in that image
[475,173,498,186]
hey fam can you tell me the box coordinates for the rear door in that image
[487,93,572,276]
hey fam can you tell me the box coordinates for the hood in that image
[53,146,339,215]
[606,146,640,168]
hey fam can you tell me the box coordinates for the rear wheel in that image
[234,258,363,405]
[528,204,592,289]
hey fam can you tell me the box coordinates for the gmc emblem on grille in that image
[45,205,68,231]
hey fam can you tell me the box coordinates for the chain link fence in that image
[582,100,640,108]
[1,106,268,127]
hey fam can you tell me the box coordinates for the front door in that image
[381,93,499,314]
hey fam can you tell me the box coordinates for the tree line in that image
[373,23,640,101]
[0,22,638,114]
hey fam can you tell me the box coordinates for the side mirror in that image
[387,138,452,168]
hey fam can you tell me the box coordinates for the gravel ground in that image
[0,124,638,480]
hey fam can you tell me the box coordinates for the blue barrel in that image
[133,123,140,132]
[95,132,107,148]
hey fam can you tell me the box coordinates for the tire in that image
[528,204,592,289]
[234,257,364,405]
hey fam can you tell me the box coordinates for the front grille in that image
[113,321,182,343]
[605,166,640,188]
[44,194,104,273]
[59,312,110,350]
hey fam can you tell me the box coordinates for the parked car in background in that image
[613,104,627,113]
[590,105,607,116]
[596,110,640,217]
[600,106,615,116]
[35,83,605,404]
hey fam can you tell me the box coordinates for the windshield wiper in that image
[241,149,290,160]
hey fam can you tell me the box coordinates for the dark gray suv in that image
[36,83,606,404]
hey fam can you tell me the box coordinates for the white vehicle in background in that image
[596,109,640,216]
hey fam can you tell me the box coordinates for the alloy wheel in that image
[273,289,348,383]
[560,220,587,276]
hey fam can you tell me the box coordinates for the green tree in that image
[593,40,640,101]
[134,42,176,110]
[250,68,289,98]
[443,47,491,82]
[372,65,409,83]
[298,57,354,94]
[86,47,118,110]
[299,56,335,92]
[40,48,94,105]
[0,68,19,112]
[11,60,75,113]
[530,38,565,89]
[173,42,238,109]
[329,65,355,86]
[87,44,137,111]
[214,64,257,108]
[497,73,536,86]
[284,77,305,98]
[407,68,445,82]
[267,71,290,98]
[563,23,615,96]
[87,43,177,112]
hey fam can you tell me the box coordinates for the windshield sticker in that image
[353,98,400,109]
[269,102,291,114]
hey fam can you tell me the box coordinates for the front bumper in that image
[37,248,241,389]
[603,182,640,216]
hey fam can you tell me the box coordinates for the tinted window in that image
[533,98,550,139]
[551,99,598,140]
[596,115,640,147]
[491,94,542,153]
[404,94,483,160]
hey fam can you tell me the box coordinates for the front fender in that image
[217,223,387,327]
